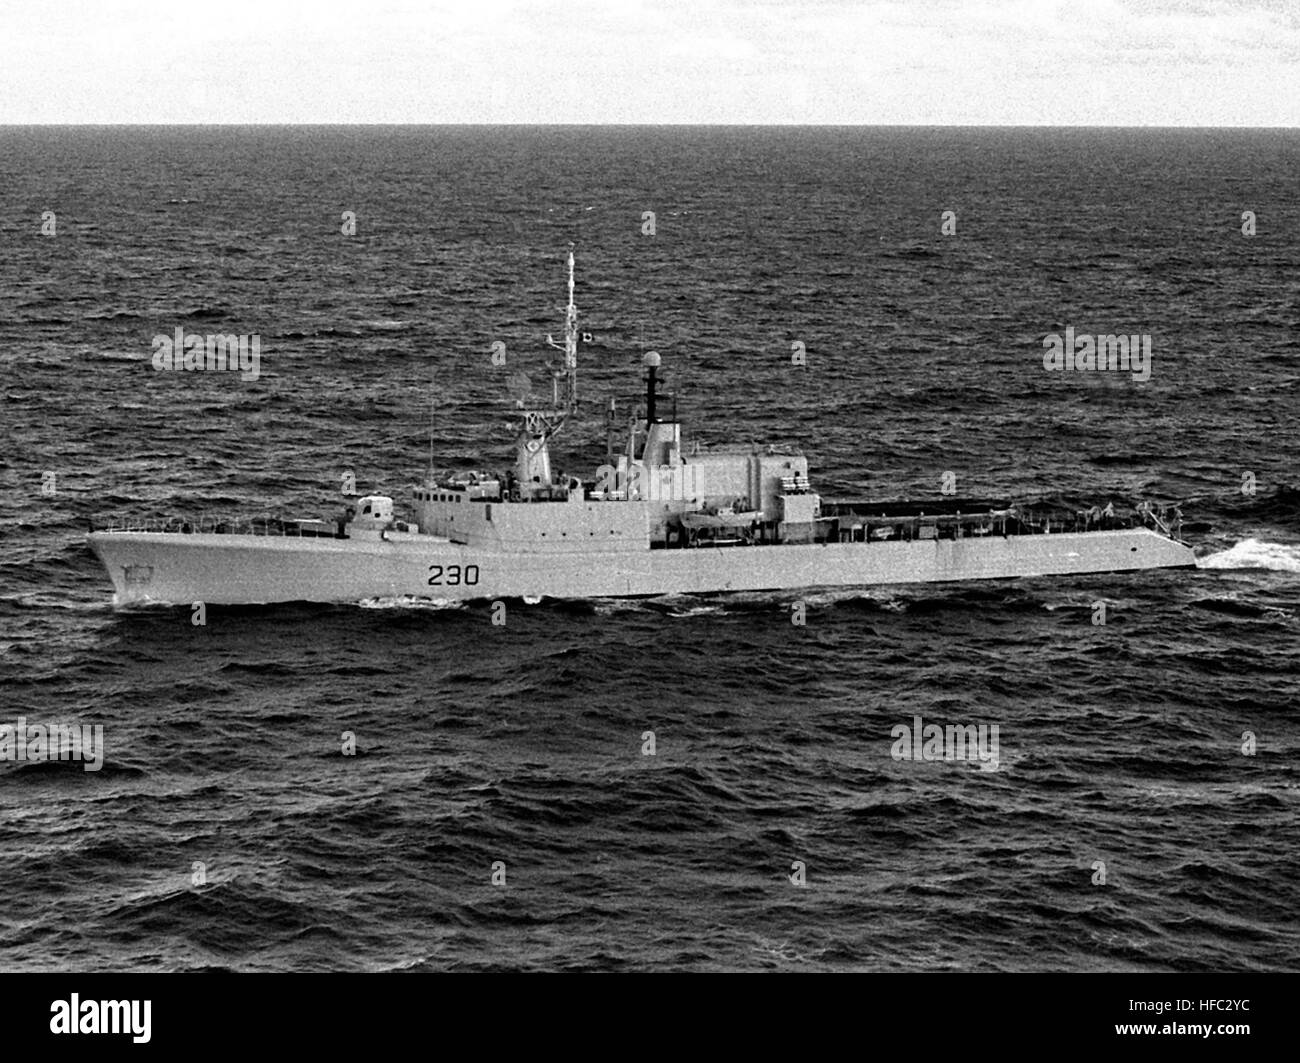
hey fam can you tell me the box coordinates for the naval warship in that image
[89,252,1196,606]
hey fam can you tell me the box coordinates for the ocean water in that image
[1,127,1298,972]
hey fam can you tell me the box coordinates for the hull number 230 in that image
[428,564,479,586]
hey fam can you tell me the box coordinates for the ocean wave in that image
[94,349,151,361]
[4,592,116,613]
[5,127,1300,974]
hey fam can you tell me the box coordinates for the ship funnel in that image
[644,351,661,423]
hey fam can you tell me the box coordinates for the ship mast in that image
[515,248,581,500]
[557,248,578,409]
[542,246,580,427]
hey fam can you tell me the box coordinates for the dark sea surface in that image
[1,127,1298,972]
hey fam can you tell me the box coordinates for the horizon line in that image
[2,122,1298,130]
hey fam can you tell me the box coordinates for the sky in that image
[1,0,1296,125]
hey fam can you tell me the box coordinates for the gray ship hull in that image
[88,526,1197,606]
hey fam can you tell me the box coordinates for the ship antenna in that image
[563,245,578,411]
[544,244,580,420]
[427,366,436,483]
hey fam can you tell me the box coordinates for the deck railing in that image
[89,502,1185,545]
[90,516,339,537]
[827,504,1183,544]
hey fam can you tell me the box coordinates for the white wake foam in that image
[1199,539,1300,573]
[357,595,465,610]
